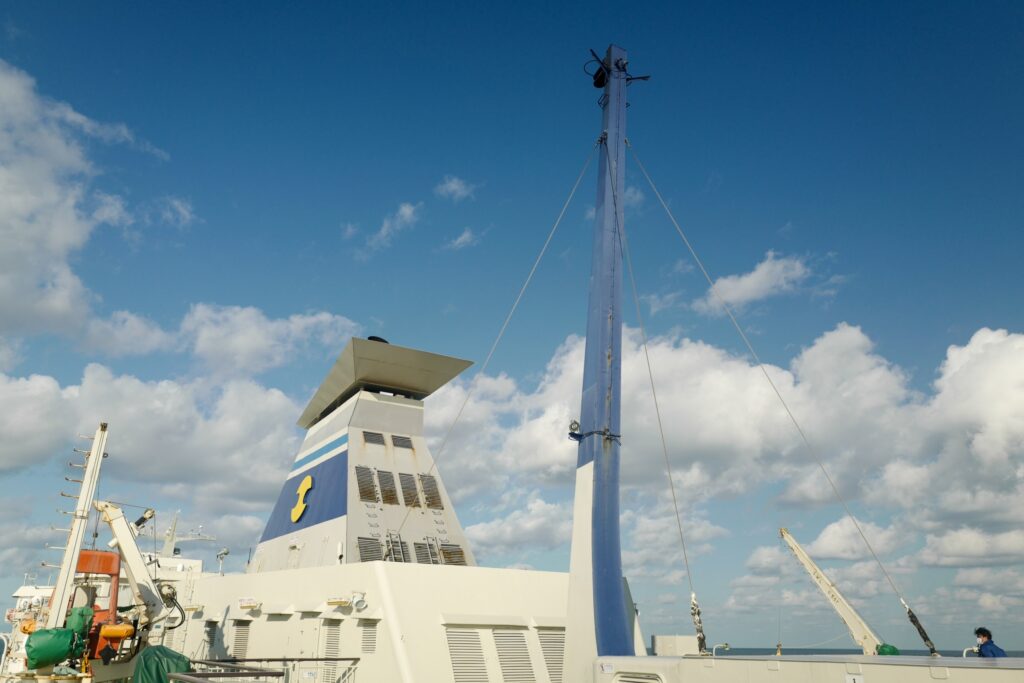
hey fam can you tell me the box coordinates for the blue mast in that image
[574,43,631,657]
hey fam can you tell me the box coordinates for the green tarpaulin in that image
[132,646,192,683]
[66,607,94,658]
[26,629,76,669]
[25,606,95,669]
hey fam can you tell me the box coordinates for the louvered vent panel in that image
[445,628,489,683]
[363,431,386,446]
[232,621,250,659]
[386,534,410,562]
[204,622,218,658]
[355,466,378,502]
[440,543,468,566]
[392,435,413,449]
[414,542,431,564]
[537,629,565,683]
[163,620,178,650]
[493,629,534,683]
[378,470,400,505]
[420,474,444,509]
[357,537,383,562]
[399,473,421,507]
[320,620,340,683]
[358,619,378,654]
[414,537,442,564]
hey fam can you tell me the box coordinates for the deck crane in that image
[779,527,899,656]
[95,500,181,631]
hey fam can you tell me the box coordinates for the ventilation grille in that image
[494,629,534,683]
[392,435,414,449]
[445,628,488,683]
[355,466,378,502]
[163,620,178,650]
[378,470,400,505]
[364,431,386,446]
[386,534,410,562]
[320,619,340,683]
[232,621,250,659]
[414,542,431,564]
[440,543,467,566]
[537,629,565,683]
[359,619,378,654]
[420,474,444,509]
[399,473,421,507]
[204,622,217,658]
[414,541,442,565]
[357,537,383,562]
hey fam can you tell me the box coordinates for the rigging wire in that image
[392,141,599,543]
[625,140,909,607]
[602,143,700,608]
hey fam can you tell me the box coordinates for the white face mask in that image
[977,638,984,645]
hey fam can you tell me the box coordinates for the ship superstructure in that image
[250,337,476,573]
[148,337,620,681]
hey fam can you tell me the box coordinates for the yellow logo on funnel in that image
[290,474,313,523]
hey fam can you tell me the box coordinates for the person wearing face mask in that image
[974,627,1007,657]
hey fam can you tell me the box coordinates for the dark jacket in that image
[979,640,1007,657]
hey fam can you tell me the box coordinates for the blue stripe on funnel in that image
[291,433,348,472]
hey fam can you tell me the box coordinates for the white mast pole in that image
[44,423,108,629]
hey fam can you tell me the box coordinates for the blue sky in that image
[1,1,1023,650]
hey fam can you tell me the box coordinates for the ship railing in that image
[187,658,359,683]
[172,660,284,683]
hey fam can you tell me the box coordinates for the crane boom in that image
[95,500,175,628]
[779,527,883,655]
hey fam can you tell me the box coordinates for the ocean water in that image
[721,647,1024,658]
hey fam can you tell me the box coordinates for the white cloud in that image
[623,186,644,208]
[84,311,177,356]
[0,337,19,371]
[692,251,811,316]
[51,99,167,160]
[157,196,195,227]
[363,201,422,254]
[0,372,72,471]
[0,59,171,338]
[444,227,480,251]
[954,568,1024,595]
[465,493,572,561]
[425,322,1024,598]
[434,175,477,203]
[805,516,899,560]
[746,545,793,575]
[0,363,302,515]
[180,304,361,376]
[0,60,102,334]
[78,305,360,369]
[92,192,134,228]
[920,528,1024,567]
[342,222,358,240]
[671,259,694,275]
[0,519,57,580]
[621,505,728,584]
[643,291,684,316]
